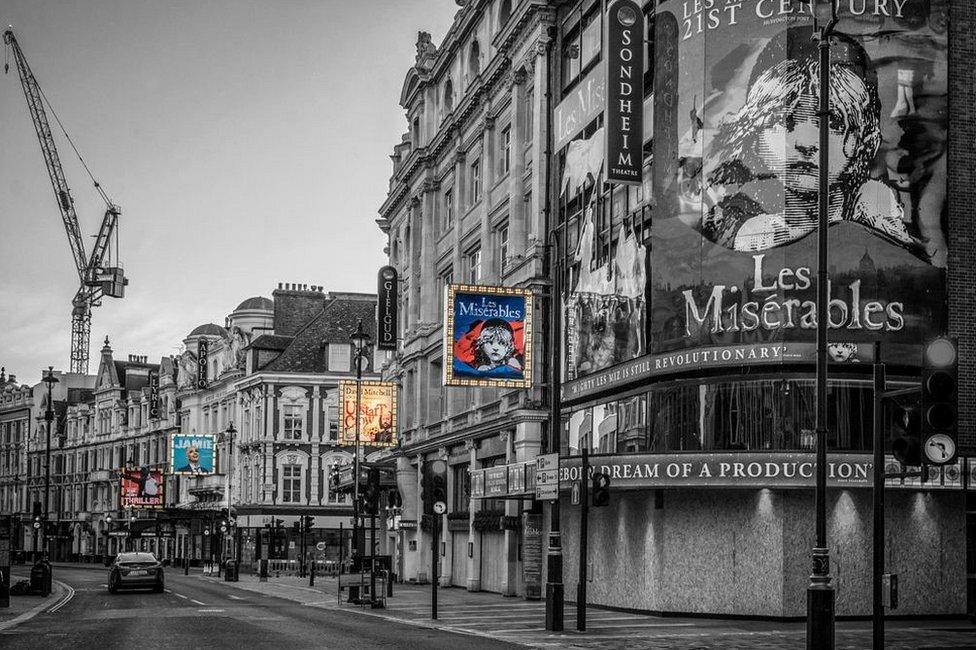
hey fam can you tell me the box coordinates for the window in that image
[328,344,351,371]
[468,40,480,83]
[453,464,470,511]
[444,79,454,113]
[500,0,512,26]
[471,159,481,204]
[466,246,482,283]
[444,188,454,229]
[524,88,534,142]
[439,268,453,310]
[283,405,304,440]
[282,465,302,503]
[500,125,511,175]
[328,403,339,442]
[498,223,510,270]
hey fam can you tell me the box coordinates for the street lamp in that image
[222,422,237,570]
[810,3,838,648]
[105,514,113,564]
[350,318,371,562]
[41,366,58,562]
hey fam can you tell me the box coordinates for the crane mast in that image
[4,28,127,374]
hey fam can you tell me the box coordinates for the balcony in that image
[186,474,225,497]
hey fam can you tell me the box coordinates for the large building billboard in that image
[120,467,164,508]
[443,284,534,388]
[170,433,217,475]
[650,1,948,368]
[339,380,397,447]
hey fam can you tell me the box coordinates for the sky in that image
[1,0,459,383]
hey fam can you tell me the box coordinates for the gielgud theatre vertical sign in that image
[651,0,948,367]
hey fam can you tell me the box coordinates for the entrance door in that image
[451,532,468,587]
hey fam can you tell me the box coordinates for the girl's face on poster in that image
[480,328,514,363]
[757,93,851,194]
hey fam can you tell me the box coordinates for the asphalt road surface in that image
[1,566,520,649]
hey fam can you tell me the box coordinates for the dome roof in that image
[189,323,228,337]
[235,296,273,311]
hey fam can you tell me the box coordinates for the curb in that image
[0,580,71,633]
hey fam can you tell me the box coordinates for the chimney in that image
[272,282,326,337]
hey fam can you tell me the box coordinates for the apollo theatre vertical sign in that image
[605,0,645,184]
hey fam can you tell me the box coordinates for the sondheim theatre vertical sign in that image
[605,0,644,184]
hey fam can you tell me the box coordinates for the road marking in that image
[47,582,76,613]
[164,589,173,593]
[197,609,225,613]
[173,593,188,600]
[190,599,207,605]
[227,594,244,600]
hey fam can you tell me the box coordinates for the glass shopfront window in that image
[562,378,886,456]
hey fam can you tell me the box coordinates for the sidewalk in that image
[0,568,69,633]
[206,572,976,649]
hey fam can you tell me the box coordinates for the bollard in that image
[309,561,315,587]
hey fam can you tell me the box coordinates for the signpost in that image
[536,453,559,501]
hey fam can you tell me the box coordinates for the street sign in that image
[535,453,560,501]
[433,501,446,515]
[315,541,326,551]
[924,434,956,464]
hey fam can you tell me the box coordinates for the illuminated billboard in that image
[443,284,534,388]
[339,380,397,447]
[650,1,948,368]
[120,467,165,508]
[170,433,217,475]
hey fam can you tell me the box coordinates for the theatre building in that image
[545,0,973,617]
[379,1,556,593]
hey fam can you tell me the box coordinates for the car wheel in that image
[108,574,119,594]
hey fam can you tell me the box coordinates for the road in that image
[0,566,519,649]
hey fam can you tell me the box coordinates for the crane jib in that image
[4,28,126,374]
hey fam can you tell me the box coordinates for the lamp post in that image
[41,367,58,562]
[105,514,113,564]
[223,422,237,568]
[350,318,371,561]
[809,4,838,648]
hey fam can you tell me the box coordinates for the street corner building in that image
[546,0,972,619]
[376,0,976,620]
[378,0,556,595]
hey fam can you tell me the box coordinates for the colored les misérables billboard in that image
[650,0,948,368]
[444,284,534,388]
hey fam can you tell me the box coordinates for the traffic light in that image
[920,337,958,464]
[592,472,611,507]
[428,459,448,511]
[420,463,432,515]
[890,402,922,466]
[292,521,301,533]
[364,468,381,516]
[303,515,315,530]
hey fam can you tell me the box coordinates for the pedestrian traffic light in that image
[592,472,611,507]
[890,402,922,467]
[920,337,958,464]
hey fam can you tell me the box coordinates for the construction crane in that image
[4,28,127,374]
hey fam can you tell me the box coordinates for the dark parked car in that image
[108,552,164,594]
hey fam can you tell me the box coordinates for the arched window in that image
[500,0,512,26]
[444,78,454,113]
[468,40,480,82]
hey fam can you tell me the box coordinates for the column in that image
[420,179,440,323]
[507,66,528,261]
[479,116,497,282]
[500,431,518,596]
[310,386,321,504]
[465,440,481,591]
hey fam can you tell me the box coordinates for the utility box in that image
[30,560,51,597]
[224,560,238,582]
